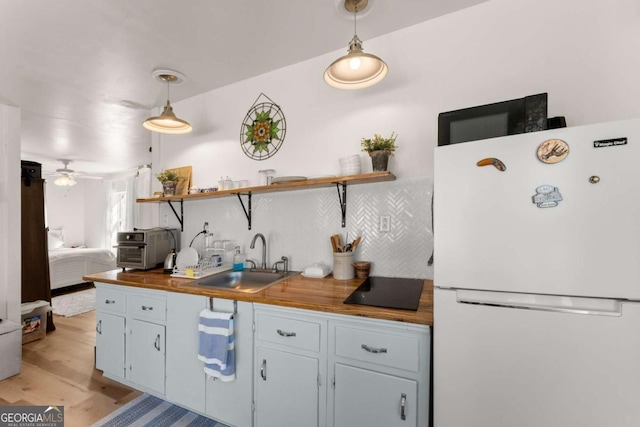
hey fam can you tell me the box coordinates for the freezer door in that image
[434,118,640,298]
[434,288,640,427]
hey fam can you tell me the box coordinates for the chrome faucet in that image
[272,256,289,273]
[250,233,267,269]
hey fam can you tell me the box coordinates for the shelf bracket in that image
[336,182,347,228]
[166,199,184,231]
[236,192,252,230]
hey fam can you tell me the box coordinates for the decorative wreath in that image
[240,93,287,160]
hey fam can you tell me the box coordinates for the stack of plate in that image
[339,155,361,175]
[271,176,307,184]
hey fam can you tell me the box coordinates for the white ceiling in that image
[1,0,487,177]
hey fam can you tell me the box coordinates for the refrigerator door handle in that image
[456,289,623,317]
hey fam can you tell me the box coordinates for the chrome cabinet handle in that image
[154,334,161,351]
[96,320,102,334]
[400,393,407,421]
[260,359,267,381]
[105,299,115,304]
[361,344,387,354]
[142,305,154,311]
[277,329,296,337]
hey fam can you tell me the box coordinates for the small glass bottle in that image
[233,246,245,271]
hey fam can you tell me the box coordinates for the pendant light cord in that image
[353,0,358,37]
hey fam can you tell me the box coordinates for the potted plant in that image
[361,132,397,172]
[156,169,181,196]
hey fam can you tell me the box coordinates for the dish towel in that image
[197,309,236,382]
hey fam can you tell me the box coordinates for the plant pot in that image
[162,180,177,197]
[369,150,390,172]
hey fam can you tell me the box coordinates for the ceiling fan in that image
[51,160,101,186]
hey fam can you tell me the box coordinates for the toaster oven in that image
[115,228,180,270]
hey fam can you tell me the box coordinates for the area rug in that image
[51,287,96,317]
[91,393,228,427]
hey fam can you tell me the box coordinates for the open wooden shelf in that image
[136,171,395,203]
[137,171,396,230]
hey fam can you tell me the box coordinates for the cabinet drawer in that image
[129,294,167,321]
[335,326,420,372]
[256,313,321,352]
[96,288,126,314]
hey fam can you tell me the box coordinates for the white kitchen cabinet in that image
[166,294,256,426]
[95,311,125,379]
[255,346,319,427]
[205,299,254,427]
[96,283,429,427]
[129,318,165,394]
[254,304,327,427]
[95,284,126,380]
[334,363,417,427]
[96,284,256,425]
[328,318,430,427]
[125,287,167,395]
[165,292,207,413]
[253,304,430,427]
[95,283,167,395]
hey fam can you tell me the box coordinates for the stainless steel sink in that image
[195,269,298,293]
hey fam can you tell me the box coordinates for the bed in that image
[48,228,116,290]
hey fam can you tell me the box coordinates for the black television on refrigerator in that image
[437,93,549,146]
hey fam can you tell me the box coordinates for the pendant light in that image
[143,71,192,134]
[324,0,388,90]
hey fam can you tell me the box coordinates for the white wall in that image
[0,104,21,324]
[84,180,108,249]
[146,0,640,278]
[45,180,86,247]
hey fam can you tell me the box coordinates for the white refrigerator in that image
[433,118,640,427]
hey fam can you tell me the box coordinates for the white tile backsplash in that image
[162,175,433,279]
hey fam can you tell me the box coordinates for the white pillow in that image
[48,234,64,250]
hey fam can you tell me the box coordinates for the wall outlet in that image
[163,214,169,227]
[379,215,391,232]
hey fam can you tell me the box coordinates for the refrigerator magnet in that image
[532,185,563,208]
[537,139,569,163]
[476,157,506,171]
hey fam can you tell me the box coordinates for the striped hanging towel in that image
[197,309,235,382]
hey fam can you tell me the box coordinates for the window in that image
[105,177,135,252]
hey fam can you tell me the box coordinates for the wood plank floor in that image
[0,311,142,426]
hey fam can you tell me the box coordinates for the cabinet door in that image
[334,363,417,427]
[166,292,206,413]
[95,311,125,379]
[256,346,319,427]
[206,300,254,427]
[129,319,165,394]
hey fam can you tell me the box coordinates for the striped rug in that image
[91,394,229,427]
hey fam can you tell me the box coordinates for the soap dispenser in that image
[233,246,245,271]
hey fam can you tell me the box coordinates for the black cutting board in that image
[343,276,424,311]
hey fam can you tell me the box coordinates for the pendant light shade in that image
[323,35,388,90]
[324,0,388,90]
[143,71,192,134]
[143,99,192,134]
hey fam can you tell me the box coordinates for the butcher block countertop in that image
[84,268,433,326]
